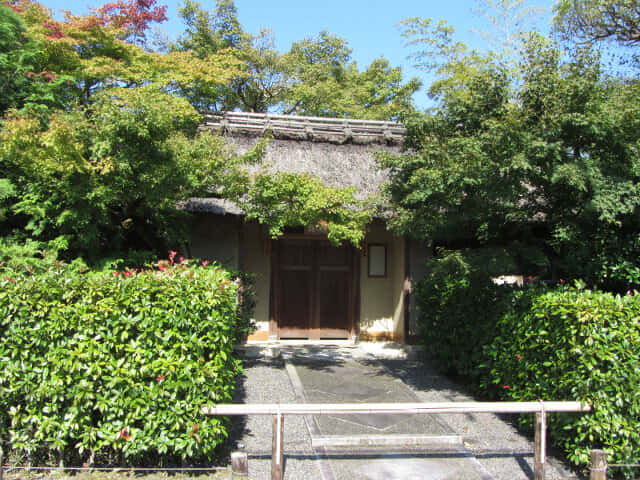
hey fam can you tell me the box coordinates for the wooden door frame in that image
[269,236,360,340]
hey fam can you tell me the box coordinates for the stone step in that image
[312,433,463,448]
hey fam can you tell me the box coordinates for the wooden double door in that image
[271,239,358,340]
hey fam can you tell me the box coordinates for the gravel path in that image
[228,357,325,480]
[229,345,585,480]
[369,358,583,480]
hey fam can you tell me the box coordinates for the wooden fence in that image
[590,449,640,480]
[203,401,591,480]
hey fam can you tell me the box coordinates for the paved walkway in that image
[228,343,581,480]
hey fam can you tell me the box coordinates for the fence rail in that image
[203,401,591,480]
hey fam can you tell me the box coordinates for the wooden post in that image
[0,444,4,480]
[231,451,248,480]
[534,410,546,480]
[590,450,607,480]
[271,413,284,480]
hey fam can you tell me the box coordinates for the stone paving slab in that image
[280,346,493,479]
[284,350,454,442]
[325,447,494,480]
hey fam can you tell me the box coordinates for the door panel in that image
[280,241,313,267]
[274,239,355,339]
[317,243,349,266]
[278,269,312,338]
[316,241,351,338]
[277,240,313,338]
[317,270,349,334]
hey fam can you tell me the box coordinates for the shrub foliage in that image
[416,249,526,378]
[0,259,245,466]
[484,287,640,475]
[417,253,640,477]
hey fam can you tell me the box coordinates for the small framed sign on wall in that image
[368,243,387,277]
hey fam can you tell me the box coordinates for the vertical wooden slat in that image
[269,237,279,340]
[590,450,608,480]
[231,451,248,480]
[311,240,319,339]
[352,244,361,340]
[271,413,284,480]
[534,411,546,480]
[348,245,355,340]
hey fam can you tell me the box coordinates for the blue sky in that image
[42,0,557,108]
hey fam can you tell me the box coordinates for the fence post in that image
[0,444,4,480]
[271,413,284,480]
[231,451,248,480]
[590,450,607,480]
[534,410,547,480]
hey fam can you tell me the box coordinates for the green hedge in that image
[483,287,640,477]
[0,259,246,466]
[416,253,640,477]
[415,249,528,379]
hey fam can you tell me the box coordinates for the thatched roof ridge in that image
[188,112,406,216]
[201,111,405,145]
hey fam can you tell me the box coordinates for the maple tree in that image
[0,0,247,259]
[1,0,240,109]
[94,0,167,43]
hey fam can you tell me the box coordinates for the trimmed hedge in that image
[416,253,640,477]
[0,259,246,466]
[483,287,640,476]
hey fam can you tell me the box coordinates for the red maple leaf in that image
[95,0,167,40]
[42,20,65,39]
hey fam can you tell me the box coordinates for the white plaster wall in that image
[359,224,405,339]
[242,223,271,331]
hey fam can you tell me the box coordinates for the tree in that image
[94,0,167,45]
[0,0,246,260]
[472,0,545,64]
[399,17,470,72]
[399,1,545,78]
[1,0,239,110]
[0,0,402,261]
[554,0,640,47]
[0,86,263,259]
[285,35,421,118]
[237,172,372,246]
[0,4,40,114]
[381,33,640,290]
[0,87,252,260]
[171,1,421,119]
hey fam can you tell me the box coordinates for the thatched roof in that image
[201,111,405,145]
[186,112,405,215]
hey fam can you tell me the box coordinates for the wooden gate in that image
[271,238,358,340]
